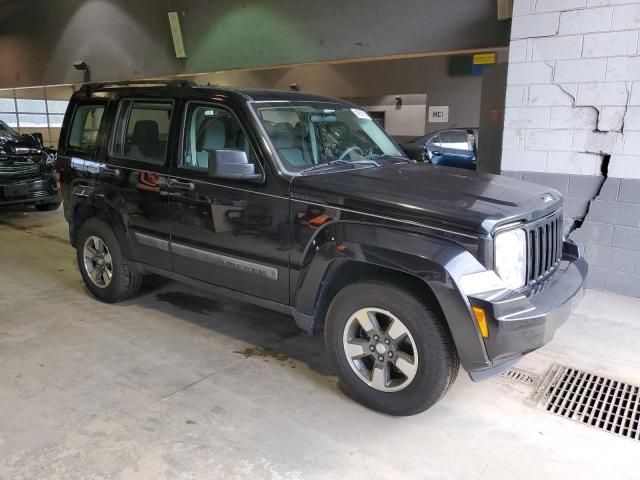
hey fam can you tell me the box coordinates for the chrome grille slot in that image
[28,190,49,199]
[0,155,42,179]
[526,212,563,284]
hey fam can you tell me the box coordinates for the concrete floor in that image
[1,207,639,480]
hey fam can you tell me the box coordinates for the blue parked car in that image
[401,128,478,170]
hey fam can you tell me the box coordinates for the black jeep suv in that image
[0,120,60,211]
[57,81,587,416]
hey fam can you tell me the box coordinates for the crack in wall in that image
[546,63,625,236]
[567,155,610,236]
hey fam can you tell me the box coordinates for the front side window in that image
[182,103,255,170]
[111,100,173,164]
[68,104,104,151]
[252,102,406,174]
[427,134,440,147]
[439,130,471,151]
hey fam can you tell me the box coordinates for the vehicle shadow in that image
[0,207,336,389]
[128,275,335,380]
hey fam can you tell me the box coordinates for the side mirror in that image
[208,149,263,182]
[29,132,44,146]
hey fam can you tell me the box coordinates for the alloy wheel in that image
[83,235,113,289]
[342,307,419,392]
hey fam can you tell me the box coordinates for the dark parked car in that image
[402,128,478,170]
[0,120,60,211]
[57,81,586,416]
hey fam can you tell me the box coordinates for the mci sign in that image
[428,106,449,123]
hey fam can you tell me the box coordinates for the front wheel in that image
[325,282,459,416]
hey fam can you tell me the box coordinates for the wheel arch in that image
[292,222,491,372]
[311,258,448,332]
[70,184,130,249]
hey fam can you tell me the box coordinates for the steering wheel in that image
[338,145,363,161]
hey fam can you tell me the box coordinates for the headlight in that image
[45,152,56,167]
[494,228,527,290]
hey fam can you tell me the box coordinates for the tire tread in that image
[77,218,142,303]
[325,281,460,416]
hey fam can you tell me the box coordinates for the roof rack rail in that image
[79,79,197,93]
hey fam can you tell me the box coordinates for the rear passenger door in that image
[104,95,178,270]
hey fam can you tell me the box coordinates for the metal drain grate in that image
[536,364,640,440]
[500,368,537,385]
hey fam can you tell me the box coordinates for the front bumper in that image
[0,176,59,207]
[467,243,588,380]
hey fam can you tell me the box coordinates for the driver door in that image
[168,101,290,304]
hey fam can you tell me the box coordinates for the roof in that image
[213,87,351,105]
[77,80,353,105]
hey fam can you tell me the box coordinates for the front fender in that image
[293,221,492,372]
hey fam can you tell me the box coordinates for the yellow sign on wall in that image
[473,53,496,65]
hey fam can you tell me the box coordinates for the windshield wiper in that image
[365,153,411,162]
[299,158,380,174]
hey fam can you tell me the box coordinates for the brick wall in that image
[503,0,640,297]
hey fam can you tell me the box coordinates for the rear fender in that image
[70,181,131,251]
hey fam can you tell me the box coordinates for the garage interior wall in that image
[0,0,509,89]
[349,95,428,140]
[502,0,640,297]
[1,52,505,147]
[178,53,508,139]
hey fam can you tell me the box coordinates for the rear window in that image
[68,104,105,151]
[110,99,173,164]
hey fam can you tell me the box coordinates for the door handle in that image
[102,166,120,175]
[168,179,195,191]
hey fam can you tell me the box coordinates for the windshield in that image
[251,101,406,174]
[0,120,19,139]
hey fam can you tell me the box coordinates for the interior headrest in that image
[197,118,226,151]
[270,123,297,149]
[131,120,159,144]
[273,131,295,149]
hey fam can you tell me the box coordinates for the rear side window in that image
[111,99,173,164]
[68,104,105,151]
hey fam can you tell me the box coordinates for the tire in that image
[325,282,459,416]
[35,201,61,212]
[76,217,142,303]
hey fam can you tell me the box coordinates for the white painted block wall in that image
[504,0,640,297]
[504,0,640,179]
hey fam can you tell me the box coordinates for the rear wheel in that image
[325,282,459,416]
[76,218,142,303]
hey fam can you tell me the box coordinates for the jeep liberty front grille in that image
[525,212,563,284]
[0,155,41,180]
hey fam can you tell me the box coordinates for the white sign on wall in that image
[428,106,449,123]
[362,95,427,137]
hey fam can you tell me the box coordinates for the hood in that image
[0,132,42,155]
[290,163,561,235]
